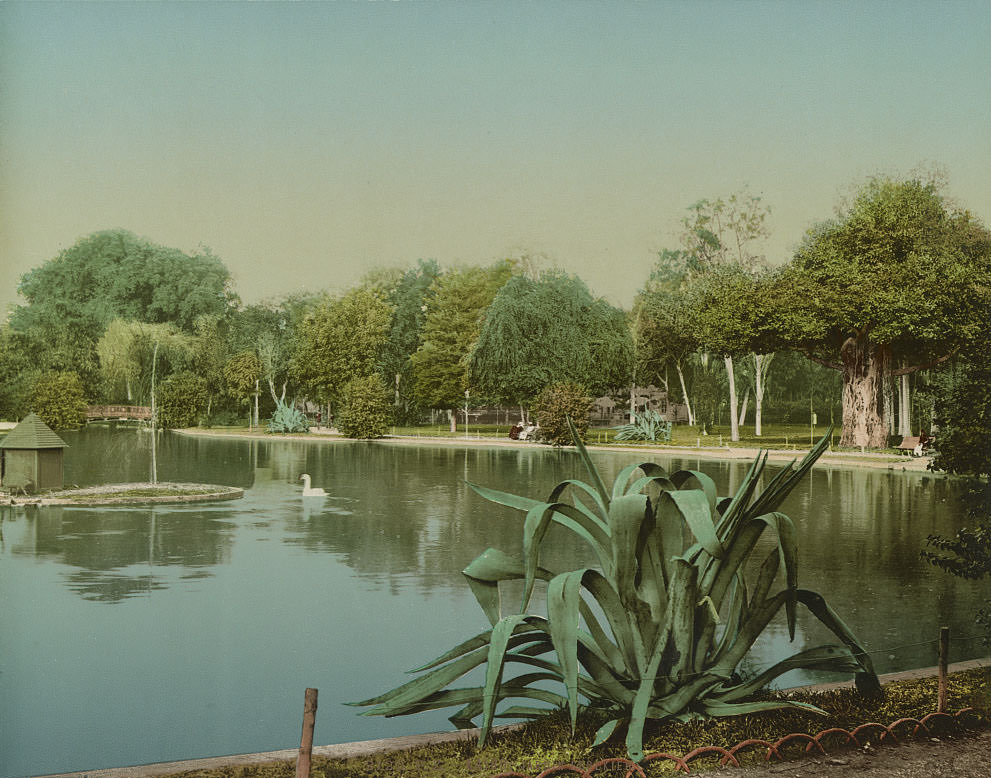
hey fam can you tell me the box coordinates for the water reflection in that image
[2,430,986,778]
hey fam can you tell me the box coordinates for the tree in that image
[10,230,237,396]
[29,371,88,430]
[224,350,263,426]
[95,320,193,404]
[531,381,593,446]
[469,271,632,416]
[411,263,512,432]
[157,371,208,429]
[290,288,392,414]
[337,374,392,439]
[773,177,991,447]
[677,191,772,442]
[633,250,699,425]
[377,260,441,425]
[0,325,43,421]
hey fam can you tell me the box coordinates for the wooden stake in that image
[937,626,949,713]
[296,688,318,778]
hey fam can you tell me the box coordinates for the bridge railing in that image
[86,405,152,421]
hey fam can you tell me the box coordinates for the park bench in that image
[896,436,922,456]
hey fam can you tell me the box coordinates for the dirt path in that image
[708,728,991,777]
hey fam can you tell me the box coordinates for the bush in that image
[532,381,593,446]
[157,371,208,429]
[29,371,88,430]
[338,375,392,439]
[614,409,672,442]
[267,400,309,434]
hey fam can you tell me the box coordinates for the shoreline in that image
[174,427,938,474]
[34,657,991,778]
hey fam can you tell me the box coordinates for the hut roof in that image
[0,413,68,450]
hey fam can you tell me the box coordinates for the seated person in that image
[508,423,522,440]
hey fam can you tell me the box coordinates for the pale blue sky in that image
[2,1,989,314]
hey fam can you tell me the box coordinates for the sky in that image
[2,0,989,317]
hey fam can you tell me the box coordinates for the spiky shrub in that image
[614,410,672,442]
[267,400,309,434]
[352,425,880,762]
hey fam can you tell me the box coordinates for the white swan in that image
[299,474,327,497]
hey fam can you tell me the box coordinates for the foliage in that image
[29,371,88,430]
[267,400,310,434]
[290,288,392,410]
[377,260,442,425]
[157,371,208,429]
[412,262,513,416]
[613,410,672,442]
[0,325,42,420]
[469,271,632,409]
[931,358,991,478]
[531,382,593,446]
[353,426,879,762]
[337,375,392,439]
[771,176,991,447]
[96,319,193,404]
[923,483,991,642]
[223,351,263,405]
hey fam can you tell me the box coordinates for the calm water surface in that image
[0,428,983,777]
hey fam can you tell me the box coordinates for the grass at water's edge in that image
[167,667,990,778]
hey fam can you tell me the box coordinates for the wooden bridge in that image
[86,405,152,422]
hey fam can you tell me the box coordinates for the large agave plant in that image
[352,423,880,762]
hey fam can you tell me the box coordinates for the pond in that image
[0,427,984,778]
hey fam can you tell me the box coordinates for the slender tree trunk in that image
[725,355,740,442]
[899,372,912,436]
[883,374,894,435]
[126,377,133,403]
[448,408,457,433]
[676,362,694,426]
[737,387,750,428]
[254,380,260,428]
[839,336,890,448]
[753,352,772,437]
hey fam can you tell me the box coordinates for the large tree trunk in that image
[725,355,740,442]
[676,362,694,426]
[840,337,890,448]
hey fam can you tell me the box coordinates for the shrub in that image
[533,382,593,446]
[613,409,672,442]
[29,371,88,430]
[338,375,392,439]
[157,371,208,429]
[353,425,880,763]
[267,400,309,434]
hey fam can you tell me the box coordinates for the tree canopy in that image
[469,270,632,409]
[772,176,991,446]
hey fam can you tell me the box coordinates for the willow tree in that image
[775,177,991,448]
[469,271,632,419]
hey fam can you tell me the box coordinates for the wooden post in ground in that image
[296,688,318,778]
[937,626,949,712]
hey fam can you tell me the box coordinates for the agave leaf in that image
[408,622,544,673]
[709,572,748,667]
[797,588,882,697]
[355,647,489,712]
[467,481,543,514]
[521,503,561,611]
[463,548,554,625]
[657,489,724,561]
[608,493,651,609]
[701,698,827,717]
[750,546,781,609]
[547,570,584,730]
[670,469,718,514]
[592,717,623,747]
[480,614,532,745]
[748,431,832,517]
[612,462,650,502]
[494,705,562,719]
[576,568,643,676]
[623,473,677,499]
[548,479,609,527]
[714,451,768,539]
[710,644,862,703]
[567,416,611,508]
